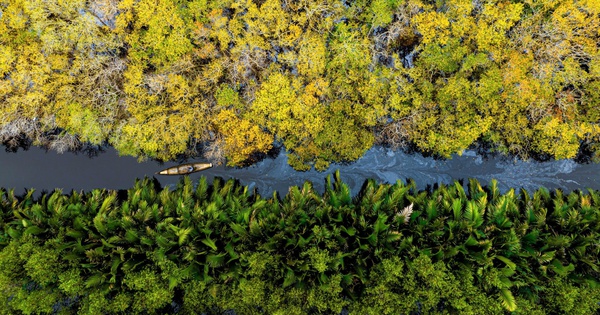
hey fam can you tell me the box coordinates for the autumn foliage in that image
[1,0,599,169]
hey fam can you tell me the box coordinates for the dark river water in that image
[1,145,599,197]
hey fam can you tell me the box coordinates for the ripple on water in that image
[554,159,577,174]
[1,145,598,198]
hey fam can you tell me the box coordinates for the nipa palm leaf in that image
[498,288,517,312]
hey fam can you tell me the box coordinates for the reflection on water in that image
[1,145,599,197]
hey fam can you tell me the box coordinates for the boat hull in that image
[156,163,213,175]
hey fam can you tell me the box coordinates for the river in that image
[1,145,599,197]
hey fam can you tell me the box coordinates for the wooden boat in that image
[156,162,213,175]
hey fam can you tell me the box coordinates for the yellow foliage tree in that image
[214,109,272,166]
[1,0,121,147]
[2,0,600,167]
[533,118,580,159]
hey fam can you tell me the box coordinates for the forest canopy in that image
[1,0,599,170]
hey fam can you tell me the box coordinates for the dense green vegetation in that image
[1,173,599,314]
[1,0,599,169]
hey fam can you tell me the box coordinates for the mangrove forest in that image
[1,0,599,169]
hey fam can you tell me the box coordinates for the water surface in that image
[1,146,599,197]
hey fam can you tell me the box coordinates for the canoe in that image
[156,162,213,175]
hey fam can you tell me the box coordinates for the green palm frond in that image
[84,272,107,288]
[202,237,218,251]
[495,255,516,270]
[195,177,209,201]
[93,214,108,235]
[99,192,117,214]
[176,227,194,246]
[206,253,226,267]
[488,179,500,201]
[451,198,462,221]
[464,200,483,228]
[454,181,467,203]
[425,200,437,221]
[498,288,517,311]
[385,181,409,210]
[468,178,486,200]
